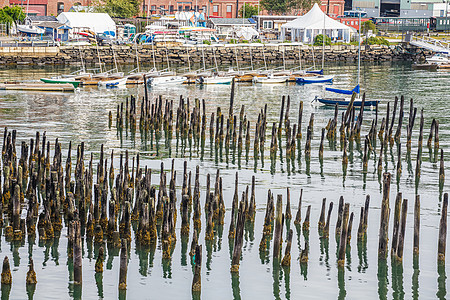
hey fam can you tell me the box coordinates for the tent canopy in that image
[281,4,352,43]
[57,12,116,34]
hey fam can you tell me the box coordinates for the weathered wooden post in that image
[192,244,202,293]
[337,204,350,267]
[378,173,391,260]
[73,220,82,285]
[438,193,448,263]
[119,240,128,290]
[26,258,37,284]
[1,257,11,285]
[413,195,420,257]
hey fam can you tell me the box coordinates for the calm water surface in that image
[0,62,449,299]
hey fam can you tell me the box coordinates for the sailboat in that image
[313,12,379,108]
[296,10,335,84]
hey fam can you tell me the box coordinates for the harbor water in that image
[0,61,449,299]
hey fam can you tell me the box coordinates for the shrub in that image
[313,34,331,46]
[364,36,389,46]
[203,40,211,45]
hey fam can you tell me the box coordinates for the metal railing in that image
[411,35,450,53]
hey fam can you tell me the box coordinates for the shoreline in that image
[0,44,429,66]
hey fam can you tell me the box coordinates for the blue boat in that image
[314,85,379,107]
[314,96,379,107]
[305,69,323,75]
[296,75,334,84]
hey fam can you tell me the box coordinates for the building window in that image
[194,5,199,11]
[185,5,190,11]
[151,5,156,12]
[351,21,354,25]
[202,5,206,12]
[355,21,358,25]
[178,5,183,11]
[263,20,273,29]
[57,2,64,14]
[169,5,174,12]
[213,5,219,16]
[226,5,232,17]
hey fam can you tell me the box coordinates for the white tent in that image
[281,4,353,43]
[57,12,116,35]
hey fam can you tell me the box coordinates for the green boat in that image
[40,78,81,88]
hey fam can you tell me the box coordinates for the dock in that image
[0,83,75,92]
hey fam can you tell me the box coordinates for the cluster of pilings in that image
[0,86,448,298]
[112,82,445,194]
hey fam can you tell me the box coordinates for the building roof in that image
[57,12,116,33]
[281,4,351,31]
[28,15,58,22]
[37,21,66,29]
[210,18,254,26]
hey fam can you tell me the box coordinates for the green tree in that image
[94,0,140,18]
[0,6,25,35]
[360,20,376,34]
[260,0,288,15]
[239,4,259,18]
[261,0,320,15]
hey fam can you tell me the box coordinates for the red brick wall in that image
[320,0,345,17]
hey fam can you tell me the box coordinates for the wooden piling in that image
[337,203,350,267]
[73,220,82,285]
[118,240,128,290]
[192,244,202,293]
[413,195,420,256]
[1,257,11,285]
[378,173,391,260]
[294,189,303,225]
[438,193,448,263]
[26,258,37,284]
[281,229,293,267]
[273,195,283,260]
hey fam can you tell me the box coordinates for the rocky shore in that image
[0,44,430,66]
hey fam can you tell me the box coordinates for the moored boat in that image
[40,78,81,88]
[253,74,289,84]
[98,77,128,87]
[196,76,233,85]
[148,75,187,86]
[296,75,334,84]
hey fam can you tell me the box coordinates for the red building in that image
[319,0,345,18]
[6,0,91,16]
[335,17,370,30]
[143,0,260,18]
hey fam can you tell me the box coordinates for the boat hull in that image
[98,77,128,87]
[197,76,233,84]
[148,76,187,85]
[40,78,80,88]
[316,97,379,107]
[296,75,334,83]
[253,76,289,84]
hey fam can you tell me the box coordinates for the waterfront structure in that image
[207,18,255,37]
[57,12,115,34]
[281,4,353,43]
[351,0,447,18]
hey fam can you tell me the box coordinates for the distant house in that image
[57,12,116,35]
[207,18,255,36]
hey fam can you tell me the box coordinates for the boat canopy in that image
[325,84,360,95]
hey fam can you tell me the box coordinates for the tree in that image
[0,6,25,35]
[261,0,319,15]
[360,20,376,35]
[94,0,140,18]
[260,0,288,15]
[239,4,259,18]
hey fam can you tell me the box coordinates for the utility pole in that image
[236,0,239,18]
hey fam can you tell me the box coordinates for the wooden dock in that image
[0,83,75,92]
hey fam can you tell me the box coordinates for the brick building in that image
[320,0,345,18]
[142,0,260,18]
[2,0,344,20]
[5,0,91,16]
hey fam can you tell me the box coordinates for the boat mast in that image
[322,9,325,71]
[201,45,206,71]
[298,44,302,71]
[96,41,103,73]
[262,45,267,70]
[358,12,361,87]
